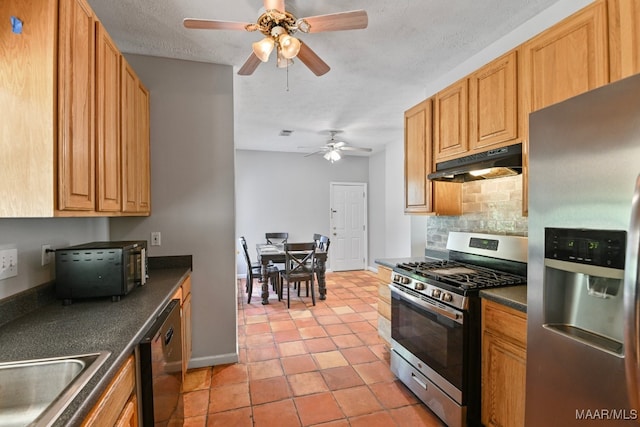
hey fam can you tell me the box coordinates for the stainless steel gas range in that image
[389,232,527,427]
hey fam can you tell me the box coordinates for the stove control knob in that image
[442,293,453,302]
[402,277,411,285]
[431,289,441,299]
[393,274,399,282]
[414,282,425,291]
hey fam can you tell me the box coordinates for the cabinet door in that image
[434,79,468,161]
[122,61,150,215]
[0,0,57,217]
[136,82,151,213]
[57,0,96,211]
[183,291,192,374]
[609,0,640,82]
[482,330,527,427]
[469,50,519,151]
[404,99,433,213]
[521,0,609,116]
[121,61,138,213]
[95,22,122,212]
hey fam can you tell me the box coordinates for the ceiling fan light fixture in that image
[276,49,293,68]
[279,34,301,59]
[324,150,341,163]
[252,37,275,62]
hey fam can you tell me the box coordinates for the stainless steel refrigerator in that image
[526,72,640,426]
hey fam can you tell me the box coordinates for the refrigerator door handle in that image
[624,174,640,411]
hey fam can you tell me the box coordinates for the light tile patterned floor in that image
[182,270,446,426]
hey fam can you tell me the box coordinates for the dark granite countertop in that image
[0,263,191,426]
[480,285,527,313]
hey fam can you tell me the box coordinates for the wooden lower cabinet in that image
[481,299,527,427]
[376,266,392,348]
[83,354,137,427]
[172,274,193,379]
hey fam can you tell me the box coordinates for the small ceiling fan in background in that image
[303,131,372,163]
[183,0,368,76]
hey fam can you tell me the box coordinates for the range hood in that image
[428,143,523,182]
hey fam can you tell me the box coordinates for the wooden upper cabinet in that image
[608,0,640,82]
[57,0,96,211]
[404,99,433,214]
[96,22,122,212]
[122,62,151,215]
[469,50,519,151]
[136,81,151,214]
[0,0,56,217]
[520,0,609,117]
[434,79,468,161]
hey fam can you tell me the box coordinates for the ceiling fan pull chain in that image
[286,63,290,91]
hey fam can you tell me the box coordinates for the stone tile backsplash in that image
[426,174,528,250]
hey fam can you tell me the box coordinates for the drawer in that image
[377,266,392,283]
[482,299,527,347]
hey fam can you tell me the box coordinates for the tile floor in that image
[181,270,446,426]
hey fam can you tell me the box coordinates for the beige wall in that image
[110,55,237,368]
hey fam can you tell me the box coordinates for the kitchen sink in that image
[0,351,110,427]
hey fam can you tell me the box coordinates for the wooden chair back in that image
[283,242,316,278]
[313,234,331,252]
[266,232,288,245]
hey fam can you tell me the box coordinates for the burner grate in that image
[396,260,525,290]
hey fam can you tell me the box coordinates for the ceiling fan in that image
[183,0,368,76]
[304,131,372,163]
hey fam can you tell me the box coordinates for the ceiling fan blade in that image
[333,141,346,148]
[304,150,325,157]
[183,18,251,31]
[297,43,330,76]
[238,52,262,76]
[339,146,373,152]
[264,0,285,12]
[302,10,368,33]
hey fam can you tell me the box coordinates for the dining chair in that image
[240,237,278,303]
[312,234,330,284]
[265,232,288,245]
[279,242,316,308]
[313,233,331,252]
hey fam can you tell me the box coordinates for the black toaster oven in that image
[55,241,147,304]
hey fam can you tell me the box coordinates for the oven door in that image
[389,283,467,403]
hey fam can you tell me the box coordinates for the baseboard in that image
[367,265,378,274]
[187,353,238,369]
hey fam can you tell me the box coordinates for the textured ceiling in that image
[86,0,562,157]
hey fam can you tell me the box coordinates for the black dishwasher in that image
[138,299,183,426]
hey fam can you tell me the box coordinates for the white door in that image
[330,182,367,271]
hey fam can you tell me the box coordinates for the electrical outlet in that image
[0,245,18,280]
[151,232,161,246]
[42,244,52,266]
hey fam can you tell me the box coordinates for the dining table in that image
[256,243,328,305]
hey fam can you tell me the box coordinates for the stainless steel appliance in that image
[138,299,183,426]
[427,142,522,182]
[389,232,527,427]
[55,241,147,304]
[526,73,640,425]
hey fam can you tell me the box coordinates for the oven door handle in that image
[389,283,462,323]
